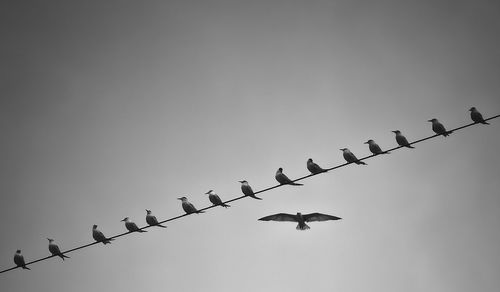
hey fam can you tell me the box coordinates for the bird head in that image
[205,190,213,195]
[93,224,98,229]
[16,250,21,254]
[469,107,476,111]
[277,167,283,172]
[296,212,302,216]
[177,196,187,201]
[339,148,347,151]
[428,118,437,123]
[146,209,151,214]
[47,238,54,242]
[238,180,247,184]
[121,217,129,222]
[307,158,313,162]
[364,139,374,144]
[392,130,400,134]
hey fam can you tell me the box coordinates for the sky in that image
[1,0,500,291]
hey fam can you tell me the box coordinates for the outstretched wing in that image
[258,213,297,222]
[303,213,341,222]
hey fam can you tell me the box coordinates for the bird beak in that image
[364,141,368,144]
[205,190,212,194]
[427,119,432,122]
[177,197,182,200]
[391,130,396,133]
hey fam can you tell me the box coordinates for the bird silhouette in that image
[13,250,30,270]
[365,139,389,155]
[239,180,262,200]
[121,217,147,233]
[306,158,327,174]
[340,148,367,165]
[178,196,204,214]
[469,107,489,125]
[47,238,70,261]
[428,118,452,137]
[259,212,342,230]
[92,225,114,244]
[275,167,303,186]
[146,209,167,228]
[205,190,230,207]
[392,130,414,148]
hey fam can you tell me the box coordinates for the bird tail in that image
[137,229,147,233]
[443,130,453,137]
[289,182,304,186]
[296,223,310,230]
[103,238,114,244]
[481,121,490,125]
[382,151,390,154]
[356,161,367,165]
[22,266,31,270]
[220,203,231,208]
[157,224,167,228]
[405,145,415,149]
[59,253,70,260]
[250,195,263,200]
[196,210,205,214]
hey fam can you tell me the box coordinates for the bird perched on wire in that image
[47,238,70,261]
[238,180,262,200]
[307,158,327,174]
[469,107,489,125]
[205,190,230,208]
[340,148,367,165]
[178,196,204,214]
[275,167,303,186]
[365,139,389,155]
[121,217,147,233]
[92,225,114,244]
[146,209,167,228]
[428,118,452,136]
[258,212,342,230]
[392,130,414,148]
[13,250,30,270]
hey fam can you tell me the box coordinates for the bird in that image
[340,148,367,165]
[392,130,414,148]
[428,118,452,136]
[205,190,230,208]
[238,180,262,200]
[469,107,489,125]
[275,167,303,186]
[121,217,147,233]
[92,224,114,244]
[307,158,327,174]
[365,139,389,155]
[258,212,342,230]
[13,250,30,270]
[47,238,70,261]
[146,209,167,228]
[178,196,204,214]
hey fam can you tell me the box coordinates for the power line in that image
[1,114,498,274]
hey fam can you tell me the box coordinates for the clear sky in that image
[1,1,500,291]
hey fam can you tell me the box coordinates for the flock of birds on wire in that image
[7,107,494,272]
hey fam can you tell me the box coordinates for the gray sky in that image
[1,1,500,291]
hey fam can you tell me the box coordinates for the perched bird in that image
[469,107,489,125]
[146,209,167,228]
[121,217,147,233]
[275,167,303,186]
[47,238,70,261]
[340,148,367,165]
[205,190,230,208]
[258,212,342,230]
[365,139,389,155]
[238,180,262,200]
[307,158,327,174]
[428,118,452,136]
[92,224,114,244]
[13,250,30,270]
[392,130,414,148]
[178,196,204,214]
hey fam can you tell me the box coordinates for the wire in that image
[1,114,498,274]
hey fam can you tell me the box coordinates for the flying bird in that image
[121,217,147,233]
[258,212,342,230]
[428,118,452,136]
[47,238,70,261]
[307,158,327,174]
[340,148,367,165]
[392,130,414,148]
[92,225,114,244]
[275,167,303,186]
[178,196,204,214]
[205,190,230,208]
[13,250,30,270]
[239,180,262,200]
[365,139,389,155]
[146,209,167,228]
[469,107,489,125]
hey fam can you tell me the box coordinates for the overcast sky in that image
[1,1,500,291]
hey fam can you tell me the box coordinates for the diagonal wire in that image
[1,114,498,274]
